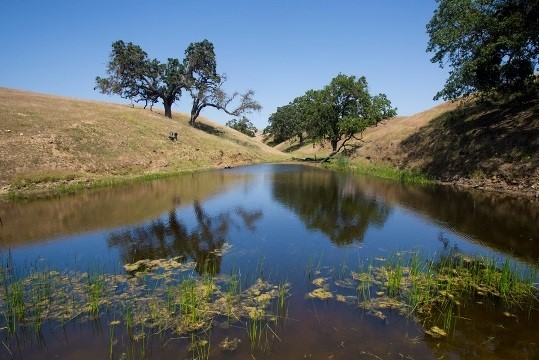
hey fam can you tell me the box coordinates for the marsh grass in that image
[247,317,263,348]
[385,255,405,297]
[324,160,431,184]
[0,256,289,357]
[87,272,105,318]
[314,252,538,335]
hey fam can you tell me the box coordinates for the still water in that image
[0,164,537,359]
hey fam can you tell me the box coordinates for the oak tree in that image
[183,40,262,126]
[95,40,184,118]
[226,116,258,137]
[96,39,261,124]
[427,0,539,100]
[311,74,396,154]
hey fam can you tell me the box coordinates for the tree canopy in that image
[427,0,539,100]
[95,39,261,124]
[265,94,312,145]
[226,116,258,137]
[95,40,184,118]
[183,40,261,125]
[265,74,396,154]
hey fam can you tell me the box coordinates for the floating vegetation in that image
[306,287,333,300]
[307,277,333,300]
[122,257,196,273]
[424,325,447,338]
[0,256,289,349]
[219,337,241,351]
[306,252,539,335]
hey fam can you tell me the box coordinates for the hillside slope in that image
[281,99,539,196]
[0,88,285,198]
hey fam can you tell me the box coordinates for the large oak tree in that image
[95,39,261,124]
[95,40,184,118]
[427,0,539,100]
[183,40,261,126]
[267,74,395,154]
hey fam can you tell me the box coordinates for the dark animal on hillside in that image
[168,132,178,141]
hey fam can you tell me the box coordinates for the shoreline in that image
[2,159,537,202]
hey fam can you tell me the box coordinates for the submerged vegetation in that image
[307,252,538,337]
[0,253,290,358]
[1,249,537,357]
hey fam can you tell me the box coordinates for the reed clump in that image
[310,252,538,335]
[0,256,289,349]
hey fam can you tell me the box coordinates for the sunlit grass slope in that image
[0,87,285,198]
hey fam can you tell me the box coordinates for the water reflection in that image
[272,168,391,246]
[1,164,538,359]
[108,201,263,275]
[355,176,539,265]
[424,296,539,359]
[0,171,249,246]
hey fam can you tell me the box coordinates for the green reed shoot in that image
[386,257,404,297]
[179,277,202,326]
[87,273,105,318]
[339,254,349,280]
[247,317,262,348]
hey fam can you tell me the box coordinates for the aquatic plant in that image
[247,317,262,348]
[0,256,289,356]
[306,252,538,335]
[189,333,211,360]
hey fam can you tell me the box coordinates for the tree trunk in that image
[164,99,173,119]
[189,99,200,126]
[298,133,304,146]
[331,139,338,152]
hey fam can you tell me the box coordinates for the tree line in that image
[95,1,537,136]
[95,39,261,125]
[265,0,538,154]
[263,74,397,155]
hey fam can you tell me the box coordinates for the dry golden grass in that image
[0,87,286,198]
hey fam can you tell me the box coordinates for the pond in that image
[0,163,538,359]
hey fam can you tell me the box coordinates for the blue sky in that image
[1,1,447,129]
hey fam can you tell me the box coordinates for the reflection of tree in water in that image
[272,170,391,246]
[109,201,263,275]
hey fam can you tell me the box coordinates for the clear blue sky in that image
[0,0,448,129]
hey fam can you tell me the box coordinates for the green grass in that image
[6,171,193,201]
[324,158,432,184]
[314,251,538,334]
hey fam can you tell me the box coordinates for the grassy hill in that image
[278,99,539,196]
[2,87,537,199]
[0,87,285,199]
